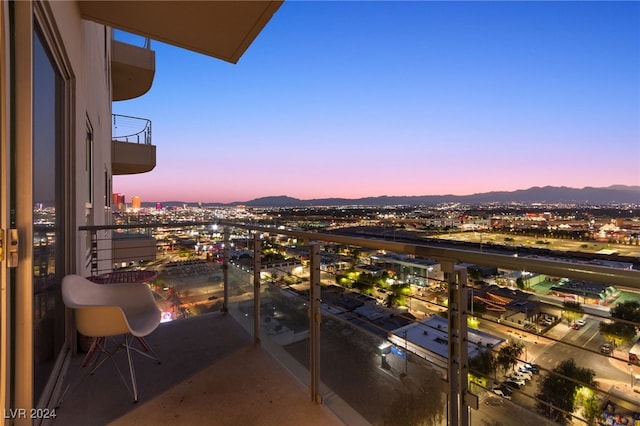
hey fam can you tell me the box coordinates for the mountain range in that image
[150,185,640,208]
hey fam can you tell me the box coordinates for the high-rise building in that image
[1,0,282,418]
[112,193,125,207]
[132,196,141,210]
[112,193,125,210]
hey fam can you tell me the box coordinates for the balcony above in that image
[111,39,155,101]
[112,114,156,175]
[111,141,155,175]
[79,1,283,64]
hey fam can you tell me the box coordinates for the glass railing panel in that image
[319,305,449,425]
[462,261,640,425]
[77,221,640,425]
[226,260,254,330]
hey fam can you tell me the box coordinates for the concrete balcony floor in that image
[51,312,343,426]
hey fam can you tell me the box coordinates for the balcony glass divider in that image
[222,227,230,313]
[75,220,640,425]
[253,233,261,344]
[309,242,321,404]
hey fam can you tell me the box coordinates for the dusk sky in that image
[113,1,640,204]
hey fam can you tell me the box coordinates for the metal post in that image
[253,233,261,344]
[309,243,321,403]
[446,262,472,426]
[90,229,98,276]
[222,228,230,313]
[404,330,408,374]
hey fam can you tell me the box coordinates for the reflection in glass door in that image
[32,26,65,404]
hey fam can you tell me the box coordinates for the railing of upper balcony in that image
[79,221,640,425]
[112,29,152,50]
[112,113,152,145]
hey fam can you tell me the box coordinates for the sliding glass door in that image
[32,23,65,405]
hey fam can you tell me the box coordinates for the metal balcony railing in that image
[112,28,152,50]
[78,220,640,425]
[112,113,152,145]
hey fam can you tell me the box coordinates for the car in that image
[503,380,522,390]
[523,363,540,374]
[505,376,526,387]
[509,371,530,381]
[600,342,613,355]
[576,318,586,326]
[496,384,513,396]
[491,387,512,400]
[571,323,582,330]
[515,368,533,380]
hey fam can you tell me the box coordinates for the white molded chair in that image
[60,274,162,403]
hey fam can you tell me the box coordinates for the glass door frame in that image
[8,1,74,417]
[0,0,11,417]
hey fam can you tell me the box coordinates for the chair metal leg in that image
[131,336,161,364]
[59,333,159,406]
[124,334,139,402]
[81,336,103,368]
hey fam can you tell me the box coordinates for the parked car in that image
[505,376,526,387]
[497,384,512,396]
[503,380,522,390]
[515,368,533,380]
[571,322,582,330]
[523,363,540,374]
[509,371,530,382]
[576,318,586,326]
[492,386,512,400]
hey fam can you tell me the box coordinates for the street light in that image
[519,334,528,362]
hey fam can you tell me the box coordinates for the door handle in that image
[8,228,18,267]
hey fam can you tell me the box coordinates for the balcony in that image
[79,1,283,64]
[111,114,156,175]
[111,38,155,101]
[51,312,344,425]
[54,221,640,425]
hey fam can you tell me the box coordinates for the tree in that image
[382,371,445,426]
[581,392,601,426]
[535,358,596,424]
[468,268,481,281]
[496,340,525,376]
[352,280,375,295]
[469,348,496,378]
[600,301,640,345]
[385,293,404,308]
[599,321,636,347]
[611,301,640,324]
[516,277,525,290]
[562,301,584,325]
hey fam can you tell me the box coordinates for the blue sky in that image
[113,1,640,203]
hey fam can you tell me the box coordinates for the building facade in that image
[0,1,281,422]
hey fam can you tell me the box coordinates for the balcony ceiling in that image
[78,0,283,64]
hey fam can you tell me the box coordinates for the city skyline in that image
[112,183,640,206]
[113,1,639,204]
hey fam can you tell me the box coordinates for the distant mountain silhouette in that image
[238,186,640,207]
[147,185,640,208]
